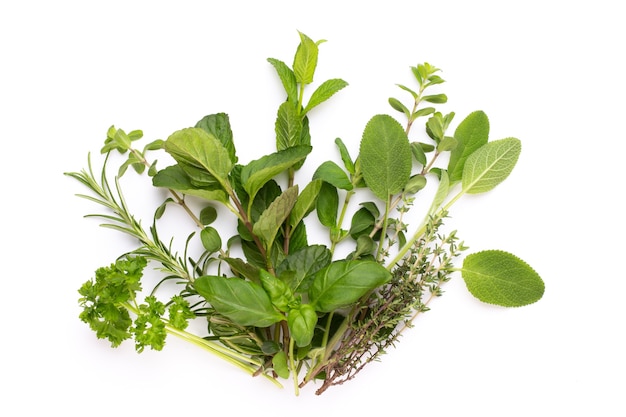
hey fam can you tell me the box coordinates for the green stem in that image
[376,196,391,261]
[289,337,300,395]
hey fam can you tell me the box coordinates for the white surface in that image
[2,1,624,415]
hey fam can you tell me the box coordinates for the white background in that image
[2,1,625,415]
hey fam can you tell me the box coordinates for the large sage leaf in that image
[164,127,233,191]
[447,111,489,182]
[461,250,544,307]
[241,145,311,203]
[194,276,284,327]
[359,114,412,200]
[461,137,521,194]
[309,260,392,312]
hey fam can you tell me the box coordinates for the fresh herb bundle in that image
[66,32,544,396]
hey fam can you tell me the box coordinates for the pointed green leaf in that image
[359,114,412,200]
[267,57,298,105]
[428,169,449,215]
[164,127,233,191]
[241,145,311,202]
[334,138,355,174]
[312,161,353,190]
[315,181,338,227]
[253,186,299,250]
[275,101,302,151]
[462,137,521,194]
[293,31,321,84]
[423,93,448,104]
[194,276,284,327]
[276,244,332,293]
[289,179,322,229]
[152,165,228,203]
[288,304,317,347]
[448,111,490,182]
[309,260,392,312]
[461,250,544,307]
[195,113,237,164]
[388,97,410,117]
[303,78,348,115]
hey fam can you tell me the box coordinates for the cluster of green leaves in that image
[66,32,544,396]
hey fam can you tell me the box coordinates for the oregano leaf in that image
[461,250,545,307]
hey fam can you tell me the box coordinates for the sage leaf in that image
[461,250,545,307]
[241,145,311,203]
[194,276,284,327]
[312,161,353,190]
[448,111,490,182]
[461,137,521,194]
[253,186,299,250]
[275,101,302,151]
[303,78,348,115]
[359,114,412,200]
[309,260,392,312]
[195,113,237,164]
[276,244,332,293]
[267,57,298,105]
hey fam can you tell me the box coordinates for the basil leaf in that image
[194,276,284,327]
[276,244,332,293]
[309,260,392,312]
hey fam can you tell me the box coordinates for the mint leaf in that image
[303,78,348,115]
[461,250,545,307]
[275,101,302,151]
[253,186,299,250]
